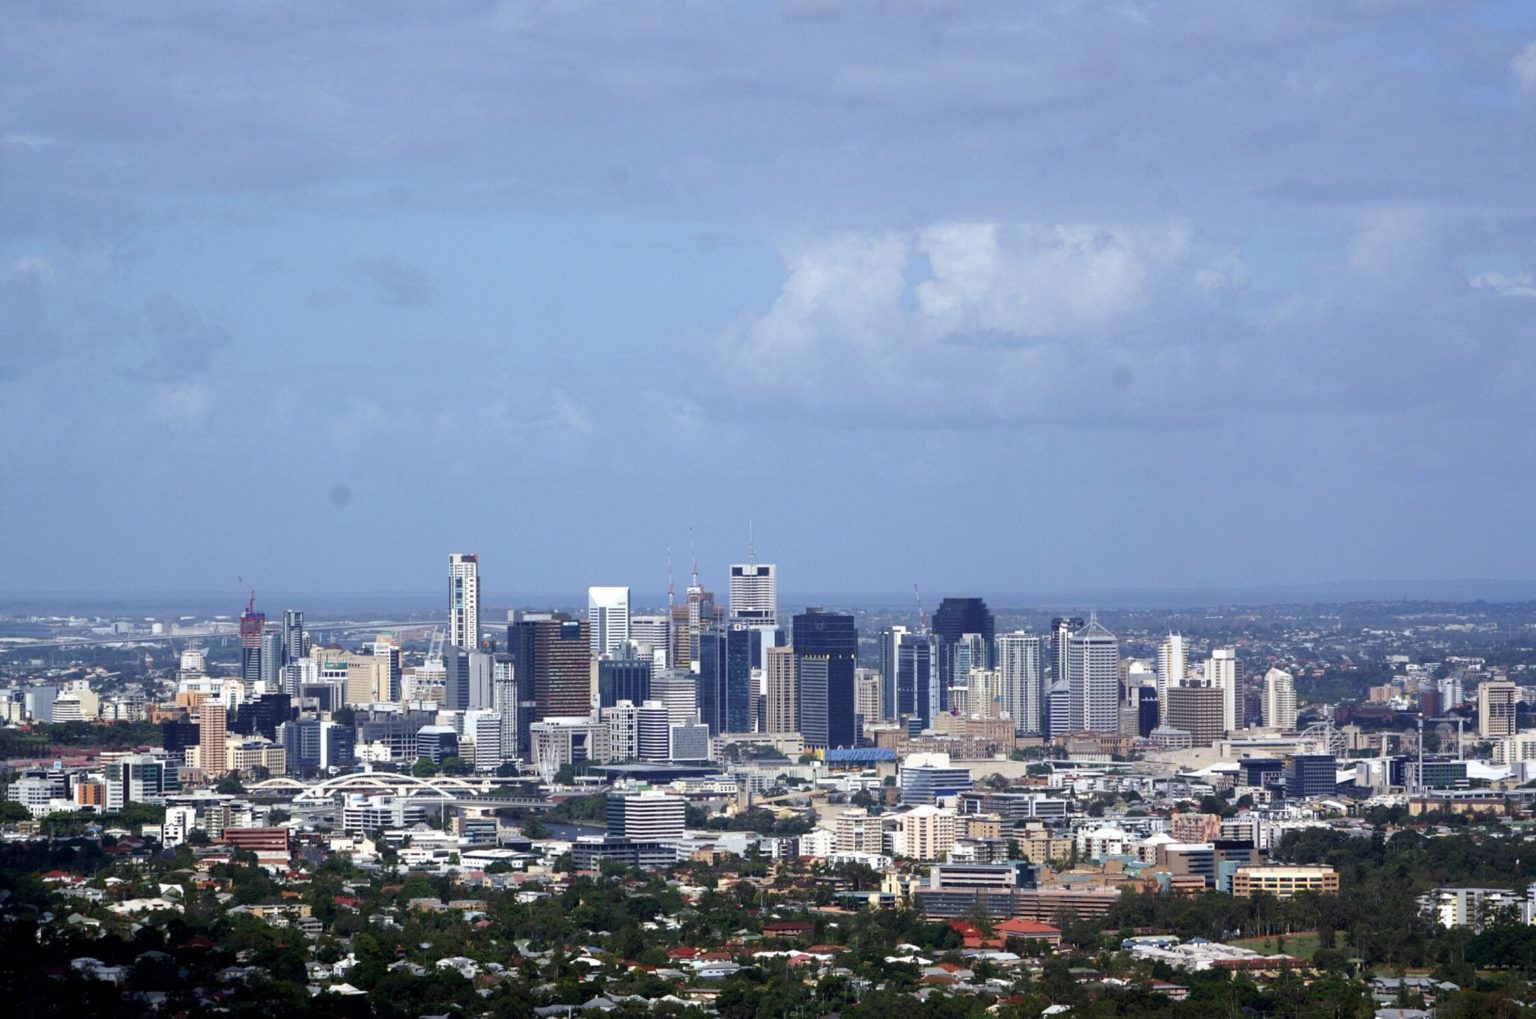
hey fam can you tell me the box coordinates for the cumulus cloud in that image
[716,220,1245,423]
[1470,271,1536,298]
[482,388,597,442]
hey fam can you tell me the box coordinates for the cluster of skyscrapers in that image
[164,549,1314,781]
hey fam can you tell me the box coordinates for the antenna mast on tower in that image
[689,526,700,592]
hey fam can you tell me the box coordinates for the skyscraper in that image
[793,609,858,749]
[764,645,798,734]
[240,595,265,689]
[1262,667,1297,729]
[587,586,631,657]
[933,598,994,711]
[896,631,936,728]
[878,624,909,723]
[1067,616,1120,733]
[996,631,1043,735]
[259,631,283,690]
[697,623,752,735]
[1155,633,1185,722]
[729,562,777,627]
[449,553,480,651]
[444,646,470,711]
[283,609,305,664]
[1051,616,1085,693]
[510,615,592,723]
[597,657,653,709]
[1207,647,1239,732]
[199,701,228,775]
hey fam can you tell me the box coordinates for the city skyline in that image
[6,3,1536,596]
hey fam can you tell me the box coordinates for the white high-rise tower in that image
[448,553,480,651]
[1208,647,1239,732]
[1262,667,1297,729]
[1067,616,1120,733]
[1155,633,1186,723]
[587,586,632,657]
[729,563,777,627]
[996,631,1043,735]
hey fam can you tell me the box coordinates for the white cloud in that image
[146,382,214,425]
[1514,40,1536,98]
[1470,271,1536,298]
[716,219,1244,423]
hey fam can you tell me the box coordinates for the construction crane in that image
[913,582,927,631]
[1414,714,1469,795]
[424,628,445,669]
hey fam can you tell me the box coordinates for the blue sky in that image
[4,1,1536,601]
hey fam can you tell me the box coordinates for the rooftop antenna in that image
[747,520,756,565]
[666,545,675,612]
[689,526,700,591]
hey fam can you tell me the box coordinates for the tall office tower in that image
[283,609,306,664]
[444,646,470,711]
[1262,667,1298,729]
[996,631,1044,735]
[492,654,517,762]
[950,632,986,708]
[682,554,720,672]
[793,609,859,749]
[1164,684,1225,746]
[259,631,284,690]
[670,603,693,675]
[532,617,592,720]
[697,623,752,735]
[597,658,653,709]
[629,613,671,669]
[1051,615,1085,694]
[933,598,995,711]
[468,650,495,709]
[199,701,228,775]
[1155,633,1186,722]
[373,637,402,703]
[1207,647,1239,732]
[448,553,481,651]
[587,586,631,657]
[1067,616,1120,733]
[729,561,778,627]
[896,630,937,727]
[854,668,882,730]
[1479,678,1519,738]
[506,615,551,758]
[764,646,798,733]
[240,595,265,689]
[879,625,909,723]
[649,670,700,726]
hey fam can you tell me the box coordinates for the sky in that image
[4,1,1536,604]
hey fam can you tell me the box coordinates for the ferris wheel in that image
[1299,722,1347,758]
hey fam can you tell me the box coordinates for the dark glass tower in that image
[792,609,858,749]
[932,597,995,711]
[697,623,753,735]
[597,658,653,709]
